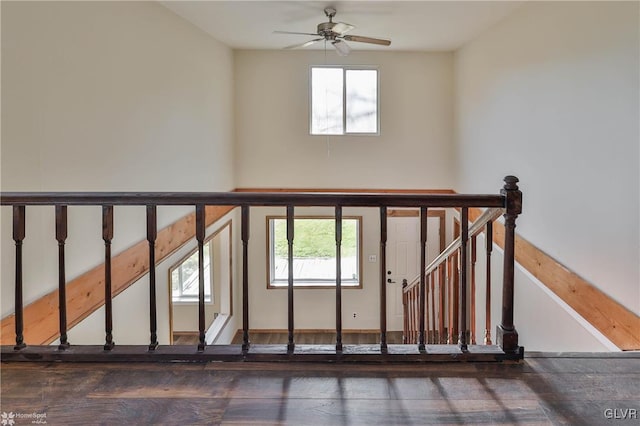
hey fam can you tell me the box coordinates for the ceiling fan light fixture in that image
[331,22,355,35]
[332,40,351,56]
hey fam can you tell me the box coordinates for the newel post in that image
[497,176,522,354]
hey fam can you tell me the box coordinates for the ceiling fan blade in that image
[332,40,351,57]
[332,22,355,35]
[343,35,391,46]
[274,30,320,36]
[284,38,324,50]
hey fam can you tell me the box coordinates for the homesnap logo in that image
[1,412,15,426]
[1,412,47,425]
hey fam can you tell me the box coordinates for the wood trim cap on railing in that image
[1,192,505,208]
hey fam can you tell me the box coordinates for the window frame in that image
[266,215,364,289]
[169,236,215,305]
[309,65,380,136]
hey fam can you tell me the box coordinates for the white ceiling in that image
[161,1,523,52]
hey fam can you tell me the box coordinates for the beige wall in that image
[1,1,234,193]
[234,50,454,189]
[454,1,639,317]
[0,2,235,324]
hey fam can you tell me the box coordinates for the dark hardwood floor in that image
[172,332,200,345]
[173,331,404,346]
[1,353,638,425]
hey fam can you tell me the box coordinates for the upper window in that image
[267,216,362,288]
[170,240,213,303]
[310,67,378,135]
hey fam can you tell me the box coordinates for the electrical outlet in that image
[368,255,377,262]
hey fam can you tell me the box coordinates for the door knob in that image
[387,278,396,283]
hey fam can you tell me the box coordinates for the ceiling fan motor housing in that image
[317,22,338,38]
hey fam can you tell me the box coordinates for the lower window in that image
[267,216,362,288]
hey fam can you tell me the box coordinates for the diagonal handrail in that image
[403,207,504,293]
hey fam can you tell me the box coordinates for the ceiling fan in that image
[274,7,391,56]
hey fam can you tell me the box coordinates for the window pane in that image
[271,218,359,285]
[171,270,180,293]
[171,243,212,302]
[311,68,343,135]
[346,69,377,133]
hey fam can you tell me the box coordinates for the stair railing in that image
[1,176,521,362]
[402,176,522,354]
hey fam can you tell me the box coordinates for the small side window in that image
[170,242,213,303]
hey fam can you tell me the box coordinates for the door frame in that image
[387,209,446,252]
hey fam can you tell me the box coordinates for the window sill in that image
[268,281,361,289]
[310,132,380,137]
[172,300,214,305]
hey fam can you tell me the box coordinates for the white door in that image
[386,213,442,331]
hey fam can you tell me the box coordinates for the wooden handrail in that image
[403,206,504,293]
[1,192,504,208]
